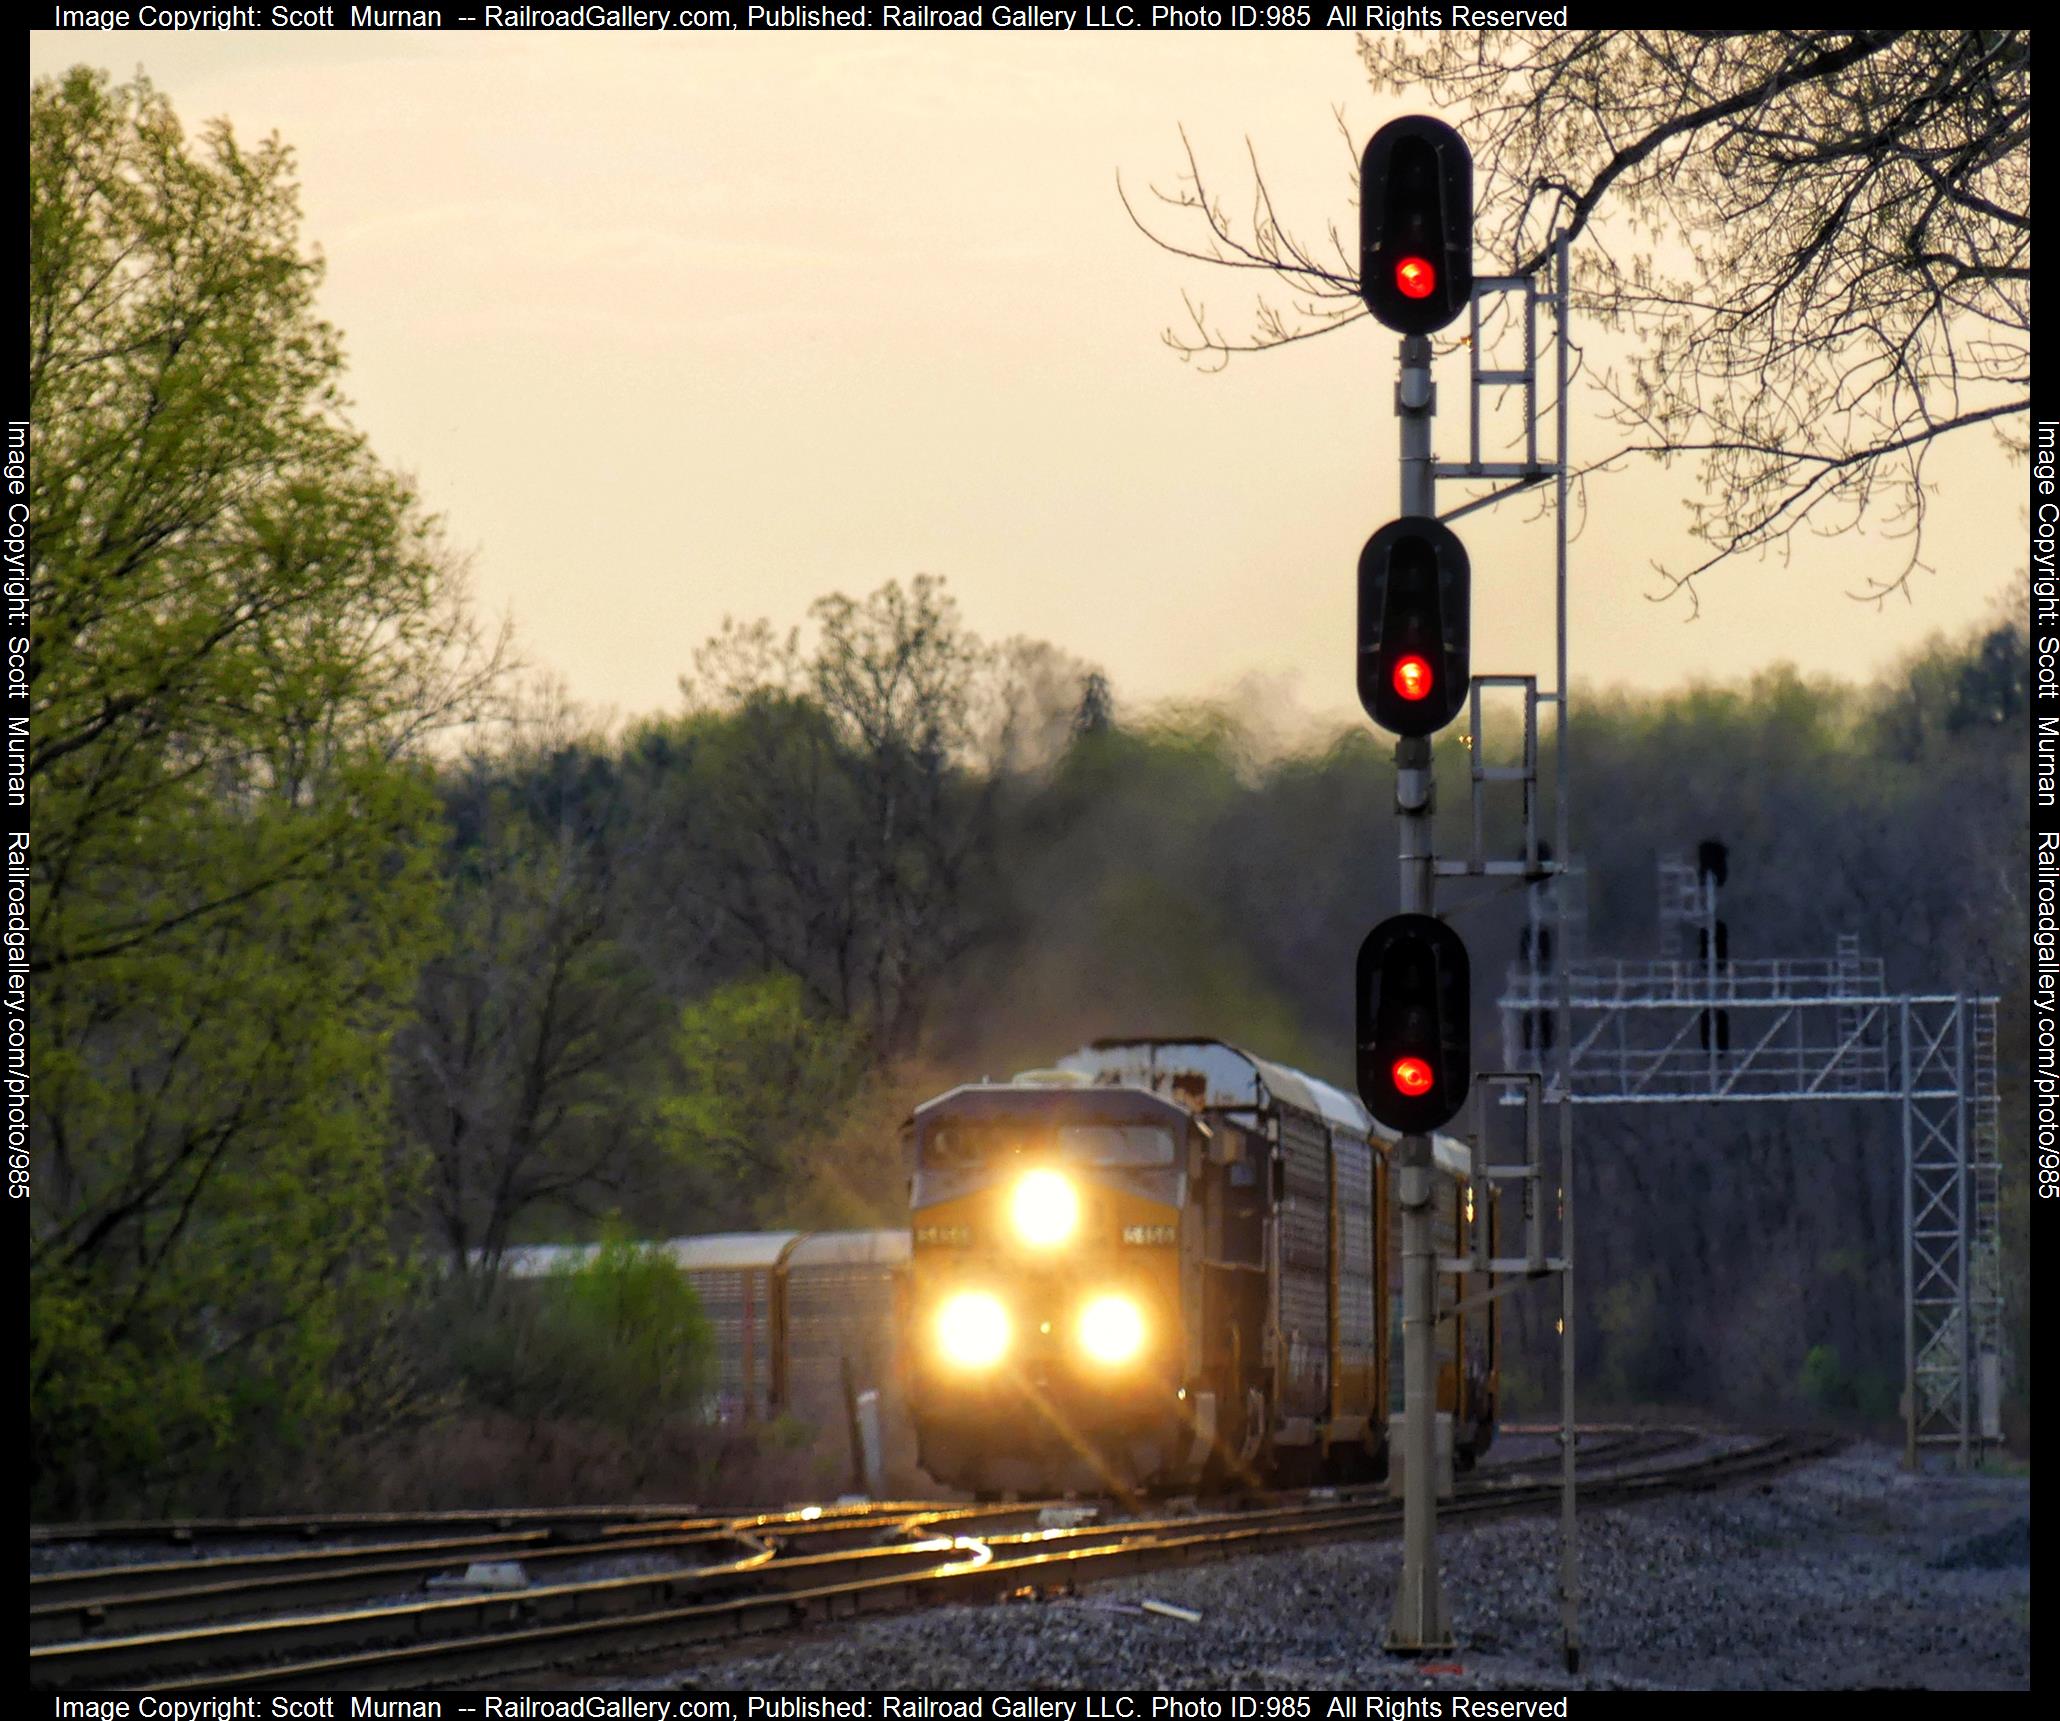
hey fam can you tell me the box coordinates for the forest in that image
[27,67,2032,1516]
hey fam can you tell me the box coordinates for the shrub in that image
[454,1235,715,1440]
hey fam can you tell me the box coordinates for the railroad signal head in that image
[1355,913,1471,1134]
[1360,115,1473,335]
[1358,516,1471,737]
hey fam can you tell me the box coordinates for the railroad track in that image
[1472,1423,1703,1479]
[28,1430,1839,1693]
[28,1503,744,1551]
[29,1500,1053,1644]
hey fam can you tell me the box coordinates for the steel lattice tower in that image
[1498,855,2003,1465]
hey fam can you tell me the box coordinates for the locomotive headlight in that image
[1077,1294,1146,1366]
[936,1292,1010,1368]
[1010,1169,1078,1247]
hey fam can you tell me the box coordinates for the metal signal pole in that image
[1550,229,1580,1677]
[1386,330,1452,1654]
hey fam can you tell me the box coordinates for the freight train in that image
[903,1038,1496,1496]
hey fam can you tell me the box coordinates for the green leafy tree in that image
[28,69,505,1512]
[652,972,868,1227]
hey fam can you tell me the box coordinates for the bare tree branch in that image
[1126,30,2029,595]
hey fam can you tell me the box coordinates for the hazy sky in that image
[31,29,2018,737]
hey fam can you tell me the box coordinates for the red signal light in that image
[1391,1055,1435,1097]
[1395,256,1436,300]
[1391,654,1433,702]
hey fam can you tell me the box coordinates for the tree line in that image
[28,69,2029,1515]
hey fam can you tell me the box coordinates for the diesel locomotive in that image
[905,1038,1496,1496]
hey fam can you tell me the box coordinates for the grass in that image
[1973,1453,2031,1479]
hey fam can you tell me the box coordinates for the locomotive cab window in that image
[922,1122,1175,1169]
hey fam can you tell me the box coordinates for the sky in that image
[29,28,2020,740]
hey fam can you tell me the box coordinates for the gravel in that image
[604,1443,2028,1691]
[29,1539,211,1576]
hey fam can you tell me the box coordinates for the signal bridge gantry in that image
[1498,853,2005,1469]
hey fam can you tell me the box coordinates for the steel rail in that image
[30,1527,752,1645]
[30,1432,1840,1692]
[34,1524,716,1609]
[32,1503,1059,1645]
[183,1433,1843,1691]
[28,1497,949,1548]
[33,1509,1090,1684]
[1471,1425,1700,1479]
[30,1497,974,1607]
[33,1500,1361,1687]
